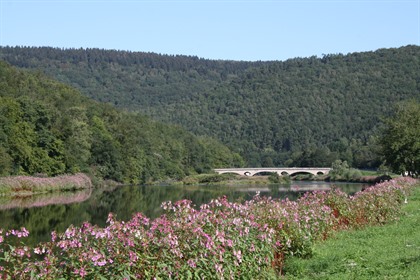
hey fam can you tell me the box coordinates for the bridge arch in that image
[289,171,314,177]
[253,171,280,176]
[220,171,244,176]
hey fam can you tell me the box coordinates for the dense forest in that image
[0,61,243,183]
[1,45,419,168]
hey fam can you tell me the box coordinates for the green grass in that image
[358,169,400,177]
[283,184,420,280]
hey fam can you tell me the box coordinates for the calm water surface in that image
[0,181,368,245]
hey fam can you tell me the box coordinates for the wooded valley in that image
[1,45,419,170]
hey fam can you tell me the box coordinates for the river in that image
[0,181,369,245]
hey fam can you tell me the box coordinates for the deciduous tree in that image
[380,101,420,177]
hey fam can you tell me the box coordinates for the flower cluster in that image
[0,177,417,279]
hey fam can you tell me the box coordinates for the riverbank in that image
[0,171,389,195]
[0,177,416,278]
[178,173,291,186]
[283,180,420,279]
[0,173,93,196]
[177,172,393,186]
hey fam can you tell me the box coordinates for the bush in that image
[268,172,281,183]
[329,160,362,181]
[343,168,362,181]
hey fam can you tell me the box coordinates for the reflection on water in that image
[0,181,369,245]
[0,189,92,210]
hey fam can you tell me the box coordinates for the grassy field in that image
[283,183,420,280]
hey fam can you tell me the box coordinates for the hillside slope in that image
[0,61,243,183]
[1,46,419,167]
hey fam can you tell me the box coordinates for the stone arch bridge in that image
[214,167,331,177]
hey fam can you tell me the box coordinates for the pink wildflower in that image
[129,251,138,264]
[74,267,87,277]
[233,250,242,263]
[187,259,197,268]
[91,252,107,266]
[6,228,29,238]
[226,239,234,247]
[107,213,115,225]
[215,263,223,275]
[250,243,256,252]
[294,212,299,223]
[51,231,57,242]
[34,247,46,255]
[96,260,107,266]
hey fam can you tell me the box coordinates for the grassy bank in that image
[0,173,93,196]
[284,183,420,279]
[180,173,292,185]
[180,173,393,186]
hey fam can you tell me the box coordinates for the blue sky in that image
[1,0,419,61]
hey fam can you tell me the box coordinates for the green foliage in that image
[268,172,281,183]
[329,160,362,181]
[0,146,13,176]
[198,137,245,168]
[380,100,420,177]
[284,184,420,279]
[182,173,239,185]
[1,46,418,168]
[60,106,92,173]
[330,160,350,176]
[0,61,242,182]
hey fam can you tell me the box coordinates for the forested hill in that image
[1,45,419,168]
[0,61,243,183]
[0,47,263,106]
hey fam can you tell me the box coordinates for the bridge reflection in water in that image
[214,167,331,177]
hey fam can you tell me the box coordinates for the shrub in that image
[268,172,281,183]
[343,168,362,181]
